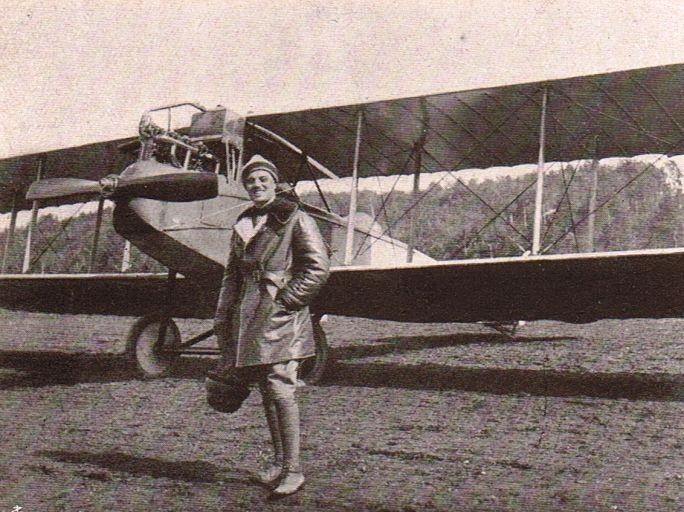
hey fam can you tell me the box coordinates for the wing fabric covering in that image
[0,137,137,213]
[0,249,682,322]
[315,249,684,323]
[0,274,219,319]
[3,64,683,211]
[247,63,684,180]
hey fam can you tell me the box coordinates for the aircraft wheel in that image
[299,316,333,385]
[126,314,181,378]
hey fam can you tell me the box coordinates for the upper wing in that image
[247,63,684,180]
[5,63,682,210]
[317,248,684,323]
[0,273,219,319]
[0,136,138,213]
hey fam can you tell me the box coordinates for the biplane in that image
[0,63,682,381]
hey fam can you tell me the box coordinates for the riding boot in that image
[271,396,305,496]
[255,393,283,486]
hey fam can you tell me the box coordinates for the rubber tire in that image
[126,314,181,378]
[299,317,332,385]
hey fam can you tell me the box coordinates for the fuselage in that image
[111,160,433,282]
[112,160,245,281]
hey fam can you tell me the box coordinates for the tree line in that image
[0,207,164,274]
[302,159,683,259]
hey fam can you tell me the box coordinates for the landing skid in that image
[481,320,525,339]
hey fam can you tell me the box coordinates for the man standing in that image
[213,155,330,497]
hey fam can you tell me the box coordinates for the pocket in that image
[263,301,295,343]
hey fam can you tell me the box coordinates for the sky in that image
[1,0,684,228]
[2,0,684,158]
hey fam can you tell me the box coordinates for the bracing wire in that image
[354,95,541,257]
[541,148,684,253]
[29,201,89,271]
[541,162,582,253]
[447,179,538,259]
[352,146,416,260]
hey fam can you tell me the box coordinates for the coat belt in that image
[247,268,291,289]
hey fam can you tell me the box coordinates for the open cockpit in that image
[121,102,244,180]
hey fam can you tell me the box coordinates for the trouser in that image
[256,360,302,473]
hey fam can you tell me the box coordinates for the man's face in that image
[244,169,277,206]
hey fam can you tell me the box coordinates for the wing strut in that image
[586,137,600,252]
[407,99,429,263]
[121,240,132,272]
[531,87,549,255]
[89,198,105,272]
[1,194,19,273]
[22,158,44,273]
[344,109,364,265]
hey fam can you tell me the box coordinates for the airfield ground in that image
[0,311,681,511]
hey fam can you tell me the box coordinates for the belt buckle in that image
[252,268,262,282]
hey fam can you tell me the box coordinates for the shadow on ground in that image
[332,332,577,361]
[323,361,684,401]
[325,333,682,401]
[2,330,681,402]
[0,350,221,389]
[0,351,134,388]
[37,450,251,484]
[0,333,560,389]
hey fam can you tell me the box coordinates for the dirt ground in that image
[0,310,682,511]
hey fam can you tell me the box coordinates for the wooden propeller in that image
[26,172,218,202]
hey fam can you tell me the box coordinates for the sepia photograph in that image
[1,1,682,510]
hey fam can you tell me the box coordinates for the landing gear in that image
[126,314,181,378]
[299,315,332,384]
[124,303,333,382]
[126,270,184,378]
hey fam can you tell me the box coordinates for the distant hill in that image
[301,158,683,259]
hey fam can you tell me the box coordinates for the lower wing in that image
[2,247,682,324]
[317,247,684,323]
[0,273,218,319]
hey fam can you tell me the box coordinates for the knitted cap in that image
[241,154,280,183]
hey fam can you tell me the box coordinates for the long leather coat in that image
[214,198,330,367]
